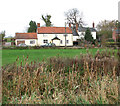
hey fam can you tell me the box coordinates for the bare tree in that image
[64,8,84,28]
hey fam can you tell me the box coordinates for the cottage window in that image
[30,40,35,44]
[43,40,48,43]
[66,40,69,44]
[60,40,62,44]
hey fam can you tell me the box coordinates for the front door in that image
[52,39,60,46]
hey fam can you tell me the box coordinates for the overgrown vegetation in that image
[2,50,119,104]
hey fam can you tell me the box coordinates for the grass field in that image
[2,48,117,66]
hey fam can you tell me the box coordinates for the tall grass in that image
[2,50,119,104]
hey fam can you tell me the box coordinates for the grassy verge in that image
[2,48,117,66]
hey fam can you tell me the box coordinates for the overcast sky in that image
[0,0,119,37]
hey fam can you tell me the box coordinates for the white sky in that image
[0,0,119,37]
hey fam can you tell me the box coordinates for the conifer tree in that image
[27,20,37,33]
[84,28,93,43]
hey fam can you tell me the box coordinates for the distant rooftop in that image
[78,27,97,32]
[15,33,37,39]
[72,26,96,36]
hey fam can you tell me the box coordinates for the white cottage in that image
[37,25,73,46]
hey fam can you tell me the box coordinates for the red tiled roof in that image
[37,27,72,34]
[15,33,37,39]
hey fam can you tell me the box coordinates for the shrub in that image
[2,46,29,50]
[105,42,118,48]
[106,38,115,42]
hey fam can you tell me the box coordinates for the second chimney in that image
[76,23,78,30]
[37,23,40,27]
[69,23,71,28]
[93,22,95,28]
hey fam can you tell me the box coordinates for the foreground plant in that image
[2,50,119,104]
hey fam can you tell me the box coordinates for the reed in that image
[2,50,119,104]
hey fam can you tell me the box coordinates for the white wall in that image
[15,39,38,46]
[73,36,79,41]
[74,32,85,41]
[37,33,73,46]
[91,32,96,39]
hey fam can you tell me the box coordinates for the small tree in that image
[27,20,37,33]
[0,31,5,41]
[84,28,93,43]
[42,15,52,27]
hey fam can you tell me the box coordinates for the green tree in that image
[0,31,5,41]
[42,15,52,27]
[84,28,93,43]
[27,20,37,33]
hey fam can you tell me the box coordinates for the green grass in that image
[2,48,117,66]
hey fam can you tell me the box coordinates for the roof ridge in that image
[16,32,37,34]
[37,27,72,34]
[39,27,70,28]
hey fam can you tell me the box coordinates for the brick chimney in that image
[76,23,78,30]
[37,23,40,27]
[93,22,95,28]
[69,23,71,28]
